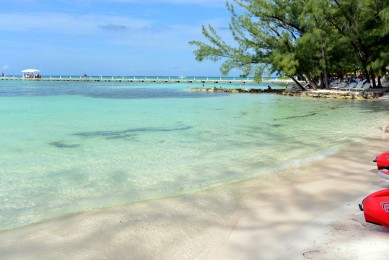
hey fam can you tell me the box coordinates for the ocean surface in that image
[1,79,388,231]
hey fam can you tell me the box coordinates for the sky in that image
[0,0,237,76]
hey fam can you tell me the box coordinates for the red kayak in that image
[359,189,389,227]
[374,151,389,180]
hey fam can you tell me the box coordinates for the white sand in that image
[205,135,389,260]
[1,134,389,259]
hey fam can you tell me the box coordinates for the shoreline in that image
[1,134,389,259]
[191,87,388,99]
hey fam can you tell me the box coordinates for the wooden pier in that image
[0,76,294,85]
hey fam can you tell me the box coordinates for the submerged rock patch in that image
[49,141,80,148]
[274,113,317,121]
[73,126,192,139]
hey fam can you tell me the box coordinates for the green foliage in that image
[189,0,388,87]
[270,51,299,76]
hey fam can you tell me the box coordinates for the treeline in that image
[190,0,389,89]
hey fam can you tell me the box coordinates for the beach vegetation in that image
[190,0,389,89]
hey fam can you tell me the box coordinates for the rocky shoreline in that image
[190,87,388,99]
[283,88,387,99]
[190,87,285,94]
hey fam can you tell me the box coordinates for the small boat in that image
[359,189,389,227]
[374,151,389,180]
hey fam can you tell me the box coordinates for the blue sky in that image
[0,0,236,76]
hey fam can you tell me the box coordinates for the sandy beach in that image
[1,132,389,259]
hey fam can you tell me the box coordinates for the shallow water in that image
[1,80,388,231]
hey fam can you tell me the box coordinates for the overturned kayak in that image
[359,189,389,227]
[374,151,389,180]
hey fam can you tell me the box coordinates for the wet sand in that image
[1,134,389,259]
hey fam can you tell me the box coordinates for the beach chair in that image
[354,82,370,91]
[381,77,388,88]
[347,80,366,91]
[330,82,348,90]
[339,82,357,90]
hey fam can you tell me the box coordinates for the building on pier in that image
[21,69,41,79]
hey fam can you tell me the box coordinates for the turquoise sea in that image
[1,79,388,231]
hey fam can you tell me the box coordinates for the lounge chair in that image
[347,80,366,91]
[354,82,370,91]
[330,82,348,90]
[381,77,388,88]
[335,82,356,91]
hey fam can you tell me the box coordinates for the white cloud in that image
[0,12,154,35]
[0,11,231,49]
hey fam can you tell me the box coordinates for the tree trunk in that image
[357,52,371,83]
[306,73,318,90]
[308,79,318,90]
[315,18,329,89]
[319,72,325,88]
[370,68,376,88]
[320,45,330,89]
[378,75,382,88]
[290,76,306,90]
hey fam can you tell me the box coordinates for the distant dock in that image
[0,75,294,85]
